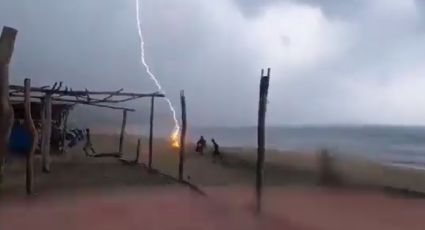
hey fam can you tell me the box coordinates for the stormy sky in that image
[1,0,425,132]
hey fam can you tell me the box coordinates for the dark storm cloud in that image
[1,0,425,128]
[232,0,425,124]
[0,0,261,131]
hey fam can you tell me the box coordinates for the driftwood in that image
[256,68,271,213]
[41,94,52,173]
[178,90,187,181]
[148,96,154,170]
[0,26,17,184]
[118,110,128,155]
[24,79,37,194]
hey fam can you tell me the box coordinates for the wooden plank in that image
[0,26,17,184]
[41,94,52,173]
[24,79,37,195]
[178,90,187,181]
[118,109,128,155]
[256,68,271,213]
[148,96,155,170]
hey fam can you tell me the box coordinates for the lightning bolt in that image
[136,0,180,144]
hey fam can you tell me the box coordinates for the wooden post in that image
[256,68,271,213]
[61,110,69,154]
[41,94,52,173]
[178,90,187,181]
[24,79,37,195]
[0,26,17,184]
[135,138,141,163]
[118,109,128,155]
[148,96,155,170]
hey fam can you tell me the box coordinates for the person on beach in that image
[195,136,206,154]
[211,138,220,157]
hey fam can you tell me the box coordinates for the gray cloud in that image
[232,0,366,18]
[1,0,425,131]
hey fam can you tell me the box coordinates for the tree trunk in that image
[0,26,17,184]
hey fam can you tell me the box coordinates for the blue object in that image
[8,121,32,157]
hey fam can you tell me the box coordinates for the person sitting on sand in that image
[211,138,220,157]
[195,136,206,154]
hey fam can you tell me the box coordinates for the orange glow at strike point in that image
[171,130,180,149]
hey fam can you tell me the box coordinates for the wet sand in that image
[1,134,425,229]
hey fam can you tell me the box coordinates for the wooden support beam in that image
[256,68,271,213]
[0,26,17,184]
[178,90,187,181]
[118,110,128,155]
[61,110,70,154]
[148,96,155,170]
[41,94,52,173]
[10,95,136,111]
[9,85,165,98]
[24,79,37,195]
[135,138,141,163]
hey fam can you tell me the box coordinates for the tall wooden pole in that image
[148,96,155,170]
[119,109,128,155]
[0,26,17,184]
[41,94,52,173]
[24,79,37,195]
[135,138,141,163]
[256,68,271,213]
[178,90,187,181]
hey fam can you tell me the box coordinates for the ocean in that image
[189,126,425,168]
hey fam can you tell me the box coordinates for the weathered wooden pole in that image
[24,78,37,195]
[41,94,52,173]
[0,26,17,184]
[148,96,155,170]
[256,68,271,213]
[178,90,187,181]
[118,109,128,155]
[135,138,141,163]
[60,110,69,154]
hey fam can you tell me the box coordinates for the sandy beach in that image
[1,134,425,230]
